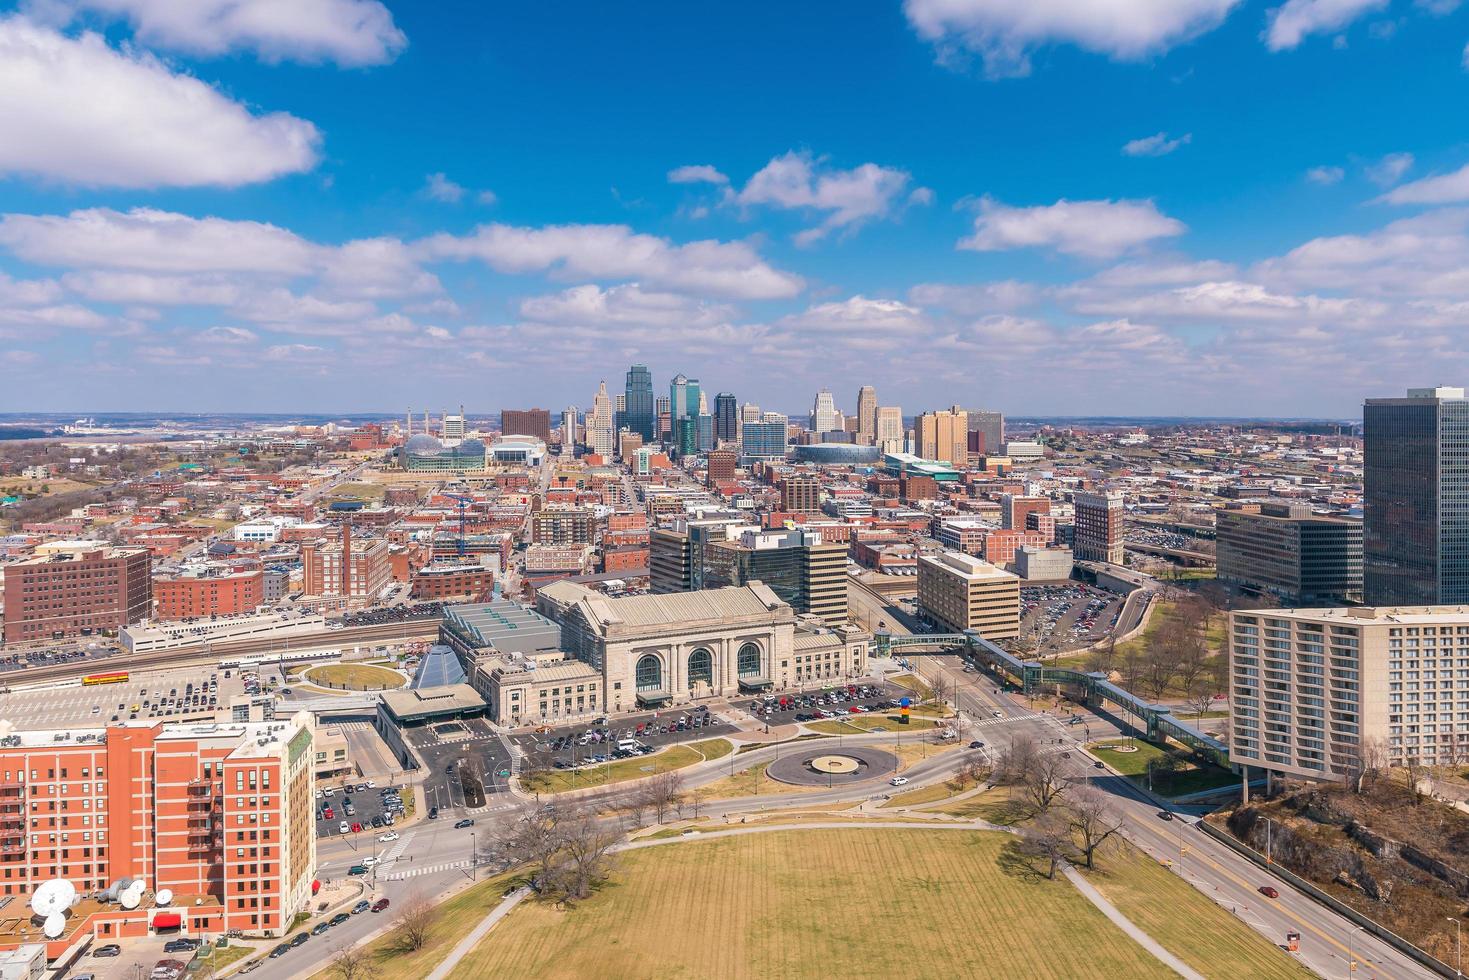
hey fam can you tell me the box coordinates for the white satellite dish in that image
[30,879,75,918]
[120,888,140,911]
[155,889,173,907]
[42,913,64,939]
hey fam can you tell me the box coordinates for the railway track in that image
[1,619,443,689]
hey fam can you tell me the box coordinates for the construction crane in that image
[442,493,475,558]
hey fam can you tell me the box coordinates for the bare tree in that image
[1068,786,1125,870]
[331,943,378,980]
[995,733,1040,786]
[1345,737,1392,794]
[394,892,434,951]
[1017,811,1073,880]
[927,674,954,711]
[1087,633,1119,677]
[1183,672,1217,722]
[1172,625,1212,698]
[496,806,564,888]
[547,808,622,903]
[1023,746,1070,813]
[640,771,685,824]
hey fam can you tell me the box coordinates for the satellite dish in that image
[155,889,173,907]
[42,913,64,939]
[120,889,140,911]
[30,879,75,918]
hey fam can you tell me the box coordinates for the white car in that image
[378,832,399,842]
[890,776,909,786]
[362,857,379,867]
[338,821,350,834]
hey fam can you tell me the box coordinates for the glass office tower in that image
[624,364,655,441]
[1364,387,1469,605]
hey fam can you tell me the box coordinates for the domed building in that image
[399,433,488,473]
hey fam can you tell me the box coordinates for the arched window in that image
[687,648,713,688]
[737,643,762,678]
[635,655,662,692]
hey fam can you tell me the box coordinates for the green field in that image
[446,829,1179,980]
[303,662,404,691]
[1089,739,1237,797]
[521,739,733,794]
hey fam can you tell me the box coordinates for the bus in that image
[82,671,129,687]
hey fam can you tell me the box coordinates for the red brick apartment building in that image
[0,714,315,964]
[410,562,495,600]
[2,547,152,643]
[151,568,264,621]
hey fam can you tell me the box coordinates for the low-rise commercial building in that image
[152,567,263,621]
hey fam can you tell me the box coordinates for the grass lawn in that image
[196,942,254,973]
[922,785,1032,824]
[888,672,934,701]
[522,739,733,794]
[308,871,521,980]
[446,829,1179,980]
[805,713,940,735]
[880,772,984,808]
[692,762,777,801]
[398,785,415,820]
[1089,739,1237,797]
[328,481,388,500]
[303,662,404,691]
[1085,839,1310,979]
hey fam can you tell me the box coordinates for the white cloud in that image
[423,173,465,203]
[909,187,936,206]
[1306,165,1345,184]
[62,271,243,305]
[0,17,319,188]
[1379,162,1469,204]
[959,197,1186,258]
[1122,132,1192,157]
[0,303,109,329]
[0,272,62,306]
[30,0,406,66]
[904,0,1240,77]
[1365,151,1414,187]
[419,223,803,300]
[668,164,729,185]
[774,296,928,335]
[907,280,1039,314]
[1076,259,1238,288]
[736,151,913,244]
[519,284,736,330]
[1264,0,1390,51]
[317,238,441,299]
[233,289,376,324]
[1066,278,1384,323]
[196,326,258,345]
[476,189,498,206]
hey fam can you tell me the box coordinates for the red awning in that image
[152,912,182,930]
[311,879,321,894]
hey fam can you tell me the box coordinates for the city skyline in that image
[3,3,1469,415]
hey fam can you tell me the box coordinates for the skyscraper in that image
[624,364,655,441]
[1073,491,1125,565]
[856,386,877,445]
[811,389,839,434]
[876,406,903,452]
[740,415,788,461]
[914,407,968,464]
[560,406,579,454]
[1364,386,1469,605]
[967,410,1005,457]
[714,392,739,443]
[588,381,615,457]
[670,374,701,426]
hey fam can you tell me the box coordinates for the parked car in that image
[268,945,290,959]
[92,944,121,958]
[352,900,371,915]
[288,932,309,948]
[162,938,198,954]
[330,912,351,926]
[338,821,349,834]
[310,922,330,936]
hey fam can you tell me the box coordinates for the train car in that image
[81,671,129,687]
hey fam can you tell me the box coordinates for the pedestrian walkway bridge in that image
[874,629,1229,768]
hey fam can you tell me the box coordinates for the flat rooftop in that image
[442,599,562,654]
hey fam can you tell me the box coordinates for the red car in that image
[322,807,333,820]
[847,706,863,714]
[1259,885,1279,899]
[351,822,362,834]
[371,898,390,913]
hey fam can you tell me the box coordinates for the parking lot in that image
[734,680,913,724]
[1018,584,1123,653]
[511,705,740,772]
[406,718,514,818]
[337,601,446,628]
[313,779,410,843]
[0,668,238,730]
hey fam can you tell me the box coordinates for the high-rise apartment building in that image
[855,386,877,445]
[916,552,1020,638]
[654,395,671,441]
[875,406,904,452]
[697,414,715,453]
[780,474,822,514]
[967,410,1004,456]
[624,364,655,441]
[531,508,598,546]
[0,713,317,952]
[1216,502,1363,605]
[810,389,839,435]
[1363,386,1469,605]
[914,407,968,465]
[441,410,466,441]
[587,381,615,457]
[1073,491,1125,565]
[301,532,390,598]
[649,518,744,594]
[501,408,552,443]
[741,403,763,424]
[714,393,739,443]
[740,419,788,461]
[2,546,152,642]
[1229,606,1469,780]
[706,448,737,486]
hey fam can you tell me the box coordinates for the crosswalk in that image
[381,858,470,881]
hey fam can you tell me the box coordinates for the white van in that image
[616,738,640,753]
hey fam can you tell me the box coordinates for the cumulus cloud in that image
[422,173,465,203]
[668,164,729,185]
[0,17,320,188]
[1365,152,1414,187]
[774,296,928,334]
[736,151,914,244]
[1122,132,1192,157]
[904,0,1240,77]
[28,0,407,65]
[1306,165,1345,184]
[1265,0,1390,50]
[959,197,1186,258]
[518,284,736,330]
[1379,161,1469,204]
[419,222,803,300]
[907,280,1040,314]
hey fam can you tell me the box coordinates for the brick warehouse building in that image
[0,714,315,965]
[2,546,152,643]
[151,568,264,621]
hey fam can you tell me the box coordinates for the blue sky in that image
[2,0,1469,418]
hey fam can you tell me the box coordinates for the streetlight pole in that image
[1348,924,1364,978]
[470,830,477,882]
[1448,917,1462,979]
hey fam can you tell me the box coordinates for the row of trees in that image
[995,734,1126,879]
[1086,596,1225,714]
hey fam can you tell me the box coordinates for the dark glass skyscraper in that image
[1364,386,1469,605]
[624,364,654,441]
[714,392,738,443]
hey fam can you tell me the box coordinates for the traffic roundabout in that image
[765,746,898,786]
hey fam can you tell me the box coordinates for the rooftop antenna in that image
[406,407,412,438]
